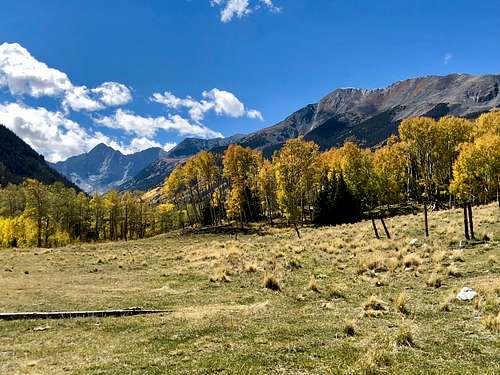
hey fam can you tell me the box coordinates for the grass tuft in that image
[393,291,410,314]
[343,319,356,337]
[394,324,415,347]
[481,312,500,333]
[308,276,320,293]
[426,273,442,288]
[263,274,281,291]
[363,296,387,316]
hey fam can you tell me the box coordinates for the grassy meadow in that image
[1,204,499,374]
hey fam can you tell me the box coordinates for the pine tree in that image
[313,175,336,225]
[332,174,361,225]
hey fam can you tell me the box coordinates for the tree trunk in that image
[380,217,391,239]
[463,204,470,240]
[424,202,429,237]
[371,218,380,239]
[293,223,301,239]
[467,203,475,239]
[37,217,42,248]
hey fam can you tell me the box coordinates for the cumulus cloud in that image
[210,0,280,22]
[0,43,132,112]
[151,91,213,122]
[125,137,177,154]
[91,82,133,106]
[151,88,263,121]
[94,109,224,139]
[444,53,453,65]
[0,102,118,162]
[0,101,178,162]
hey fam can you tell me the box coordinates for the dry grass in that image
[402,253,422,269]
[263,274,281,291]
[308,276,320,292]
[394,324,415,347]
[0,203,499,374]
[482,312,500,333]
[426,273,443,288]
[393,291,410,314]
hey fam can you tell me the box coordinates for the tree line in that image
[163,112,500,237]
[0,181,178,248]
[0,112,498,247]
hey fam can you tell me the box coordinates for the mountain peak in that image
[90,143,117,154]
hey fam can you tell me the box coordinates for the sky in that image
[0,0,499,162]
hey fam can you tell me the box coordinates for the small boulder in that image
[409,238,421,247]
[456,287,477,301]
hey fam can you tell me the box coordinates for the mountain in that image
[51,144,167,193]
[238,73,500,154]
[117,134,246,192]
[0,124,76,187]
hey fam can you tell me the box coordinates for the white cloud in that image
[0,101,178,162]
[203,88,245,117]
[210,0,280,22]
[247,108,263,120]
[0,102,121,162]
[151,91,213,121]
[151,88,263,121]
[123,137,176,154]
[0,42,72,97]
[444,53,453,65]
[94,109,224,139]
[91,82,132,106]
[62,85,104,112]
[0,42,132,112]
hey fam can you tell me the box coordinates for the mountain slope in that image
[0,124,76,187]
[240,73,500,152]
[52,144,166,193]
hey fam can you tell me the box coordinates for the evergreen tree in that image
[332,174,362,225]
[313,175,336,225]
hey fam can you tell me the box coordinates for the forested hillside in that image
[0,125,75,188]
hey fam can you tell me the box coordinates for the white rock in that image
[456,287,477,301]
[409,238,421,247]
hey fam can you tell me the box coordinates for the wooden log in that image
[0,308,171,321]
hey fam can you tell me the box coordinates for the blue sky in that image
[0,0,499,162]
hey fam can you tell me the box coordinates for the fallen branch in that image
[0,307,171,321]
